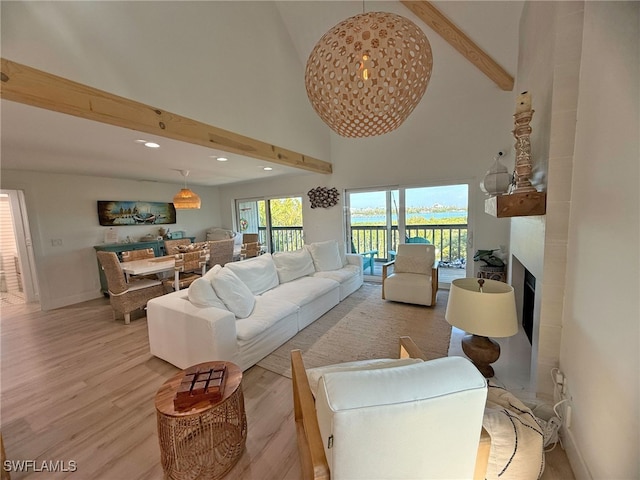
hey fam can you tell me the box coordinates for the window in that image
[235,196,304,253]
[345,185,468,281]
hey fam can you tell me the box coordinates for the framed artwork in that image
[97,201,176,226]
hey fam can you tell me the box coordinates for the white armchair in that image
[291,337,490,480]
[382,243,439,306]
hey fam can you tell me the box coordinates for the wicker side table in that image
[155,361,247,480]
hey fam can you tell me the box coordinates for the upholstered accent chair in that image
[208,238,235,267]
[162,247,210,291]
[382,243,439,306]
[291,337,490,480]
[96,251,164,325]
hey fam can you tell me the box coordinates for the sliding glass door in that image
[235,196,303,253]
[346,185,468,281]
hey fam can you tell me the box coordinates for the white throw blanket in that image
[483,382,545,479]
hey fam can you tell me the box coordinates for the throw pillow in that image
[338,241,348,267]
[272,248,316,283]
[483,382,545,480]
[225,253,279,295]
[306,240,343,272]
[187,277,227,310]
[203,264,222,283]
[211,268,256,318]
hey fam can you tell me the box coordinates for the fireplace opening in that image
[523,269,536,344]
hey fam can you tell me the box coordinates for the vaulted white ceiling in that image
[1,1,523,187]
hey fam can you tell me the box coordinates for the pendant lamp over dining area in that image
[173,170,201,210]
[304,10,433,138]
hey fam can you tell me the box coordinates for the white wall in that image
[1,170,222,310]
[561,2,639,478]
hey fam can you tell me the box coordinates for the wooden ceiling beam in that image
[400,1,514,91]
[0,58,333,175]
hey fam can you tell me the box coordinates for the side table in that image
[155,361,247,480]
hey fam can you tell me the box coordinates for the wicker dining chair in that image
[163,247,210,291]
[163,238,191,255]
[96,251,165,325]
[121,248,156,280]
[208,238,235,267]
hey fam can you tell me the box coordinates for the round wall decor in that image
[307,187,339,209]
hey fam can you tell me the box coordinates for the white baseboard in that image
[560,425,592,480]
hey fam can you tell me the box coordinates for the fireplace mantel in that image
[485,192,547,218]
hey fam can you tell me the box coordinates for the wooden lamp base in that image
[461,334,500,378]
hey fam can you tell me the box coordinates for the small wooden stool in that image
[155,361,247,480]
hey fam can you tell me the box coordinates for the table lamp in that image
[445,278,518,377]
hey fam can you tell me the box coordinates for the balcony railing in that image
[351,224,468,265]
[257,224,467,266]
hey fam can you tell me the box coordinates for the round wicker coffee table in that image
[155,361,247,480]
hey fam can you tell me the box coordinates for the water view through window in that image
[347,185,468,279]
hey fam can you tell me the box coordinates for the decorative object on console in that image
[97,201,176,226]
[445,278,517,378]
[304,11,432,138]
[480,151,512,196]
[484,91,546,217]
[172,170,201,210]
[307,187,339,209]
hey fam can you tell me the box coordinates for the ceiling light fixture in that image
[217,157,228,162]
[304,10,433,138]
[263,167,273,171]
[172,170,201,210]
[144,142,160,148]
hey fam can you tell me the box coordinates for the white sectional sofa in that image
[147,240,364,370]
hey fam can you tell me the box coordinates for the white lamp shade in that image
[445,278,518,338]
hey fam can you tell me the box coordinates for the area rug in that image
[256,283,451,378]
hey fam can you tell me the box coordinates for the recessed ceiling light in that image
[135,139,147,144]
[144,142,160,148]
[217,157,228,162]
[263,167,273,171]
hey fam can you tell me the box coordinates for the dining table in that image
[120,256,175,283]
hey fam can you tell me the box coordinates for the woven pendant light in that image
[305,11,433,138]
[173,170,201,209]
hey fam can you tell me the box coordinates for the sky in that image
[349,184,468,209]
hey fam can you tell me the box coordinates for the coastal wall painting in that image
[97,201,177,226]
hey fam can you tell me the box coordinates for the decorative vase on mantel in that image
[480,151,512,196]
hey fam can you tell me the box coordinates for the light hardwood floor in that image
[1,297,573,479]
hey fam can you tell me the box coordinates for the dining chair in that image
[241,233,260,258]
[208,238,235,267]
[163,238,191,255]
[163,247,210,291]
[96,251,165,325]
[121,248,156,280]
